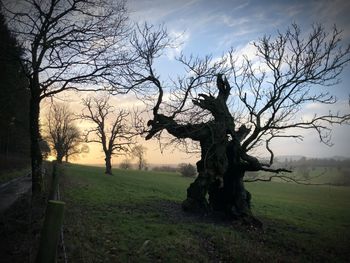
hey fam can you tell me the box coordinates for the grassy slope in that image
[60,164,350,263]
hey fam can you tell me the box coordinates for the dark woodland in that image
[0,11,30,171]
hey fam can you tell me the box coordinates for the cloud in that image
[303,99,349,113]
[165,30,190,60]
[220,15,251,29]
[128,0,201,24]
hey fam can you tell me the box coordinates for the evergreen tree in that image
[0,10,30,169]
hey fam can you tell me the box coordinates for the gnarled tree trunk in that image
[181,136,252,218]
[147,75,259,223]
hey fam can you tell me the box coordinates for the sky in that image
[49,0,350,166]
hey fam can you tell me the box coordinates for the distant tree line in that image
[151,163,197,177]
[152,165,178,173]
[276,157,350,169]
[245,156,350,186]
[282,157,350,186]
[119,161,197,177]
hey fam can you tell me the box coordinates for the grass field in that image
[248,167,350,185]
[0,167,30,184]
[59,163,350,262]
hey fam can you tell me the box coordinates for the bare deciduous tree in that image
[45,103,84,163]
[81,96,134,175]
[119,158,131,170]
[131,145,147,170]
[63,132,89,163]
[2,0,130,192]
[126,23,350,224]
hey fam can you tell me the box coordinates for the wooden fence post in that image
[49,162,59,200]
[36,200,65,263]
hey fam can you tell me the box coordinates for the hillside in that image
[55,163,350,262]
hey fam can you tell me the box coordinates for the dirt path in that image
[0,175,31,213]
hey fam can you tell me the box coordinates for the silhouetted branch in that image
[228,24,350,154]
[244,174,328,186]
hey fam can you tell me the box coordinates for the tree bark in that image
[207,139,261,226]
[29,90,43,194]
[105,154,112,175]
[56,150,64,164]
[56,148,64,163]
[181,128,229,214]
[180,124,255,220]
[181,161,211,213]
[209,166,251,217]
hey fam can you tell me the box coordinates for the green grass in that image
[250,167,350,185]
[0,167,30,184]
[60,163,350,262]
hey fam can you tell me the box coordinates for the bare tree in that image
[64,131,90,163]
[126,24,350,223]
[119,158,131,169]
[45,103,84,163]
[39,139,50,160]
[2,0,130,192]
[131,145,147,170]
[81,96,134,175]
